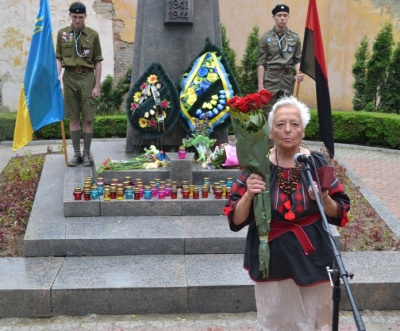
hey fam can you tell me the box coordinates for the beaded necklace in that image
[275,153,300,195]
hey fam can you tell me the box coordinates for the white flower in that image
[149,109,155,116]
[144,112,149,118]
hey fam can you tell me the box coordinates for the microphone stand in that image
[302,160,366,331]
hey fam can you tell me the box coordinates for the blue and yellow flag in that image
[13,0,64,151]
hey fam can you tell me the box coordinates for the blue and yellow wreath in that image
[177,39,241,134]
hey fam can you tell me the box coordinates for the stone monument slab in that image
[126,0,227,152]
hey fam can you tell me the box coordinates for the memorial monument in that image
[125,0,230,153]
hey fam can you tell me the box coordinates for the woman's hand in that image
[308,181,339,217]
[246,174,266,197]
[308,181,329,201]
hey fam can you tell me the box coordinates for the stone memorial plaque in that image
[164,0,193,25]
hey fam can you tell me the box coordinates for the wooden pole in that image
[295,71,302,99]
[60,120,68,166]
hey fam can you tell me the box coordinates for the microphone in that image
[294,153,312,165]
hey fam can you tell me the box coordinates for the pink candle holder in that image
[158,189,166,200]
[178,146,187,159]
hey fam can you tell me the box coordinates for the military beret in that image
[69,2,86,14]
[272,4,290,15]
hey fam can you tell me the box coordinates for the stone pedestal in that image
[125,0,227,153]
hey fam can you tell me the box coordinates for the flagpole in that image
[60,121,68,166]
[295,70,302,98]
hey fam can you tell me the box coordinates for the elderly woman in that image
[225,96,350,331]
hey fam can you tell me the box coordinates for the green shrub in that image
[364,23,393,110]
[93,116,127,138]
[0,112,16,141]
[221,24,239,85]
[380,42,400,114]
[351,36,370,111]
[238,25,260,95]
[95,68,132,115]
[2,110,400,149]
[34,120,70,139]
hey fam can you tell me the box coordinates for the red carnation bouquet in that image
[227,89,273,279]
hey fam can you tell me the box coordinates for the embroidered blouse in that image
[224,151,350,284]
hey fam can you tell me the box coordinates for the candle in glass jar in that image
[202,186,209,199]
[178,146,187,159]
[214,187,222,199]
[171,188,178,199]
[134,187,140,200]
[158,188,166,200]
[90,186,99,200]
[182,188,190,199]
[110,189,117,200]
[144,186,152,200]
[117,187,124,200]
[104,188,111,201]
[84,188,91,201]
[73,187,83,200]
[193,187,199,199]
[125,186,133,199]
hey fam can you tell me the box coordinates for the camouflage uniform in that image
[257,27,302,114]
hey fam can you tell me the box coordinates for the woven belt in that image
[267,68,291,74]
[268,213,320,255]
[65,66,94,74]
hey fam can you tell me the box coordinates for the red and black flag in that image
[300,0,334,158]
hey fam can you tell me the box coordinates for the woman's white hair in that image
[267,96,311,129]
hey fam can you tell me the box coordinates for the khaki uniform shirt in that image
[56,25,103,68]
[256,27,301,95]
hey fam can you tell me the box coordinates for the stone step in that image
[11,150,400,320]
[1,252,400,318]
[24,155,245,257]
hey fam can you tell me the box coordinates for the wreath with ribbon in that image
[126,62,180,139]
[177,38,241,134]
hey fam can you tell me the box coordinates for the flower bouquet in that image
[181,117,216,163]
[226,89,273,279]
[97,145,166,175]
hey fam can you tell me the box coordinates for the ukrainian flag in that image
[13,0,64,151]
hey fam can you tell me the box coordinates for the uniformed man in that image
[56,2,103,167]
[257,4,304,116]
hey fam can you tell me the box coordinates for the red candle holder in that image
[73,188,83,200]
[214,188,222,199]
[182,189,190,199]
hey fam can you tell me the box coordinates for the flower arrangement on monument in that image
[180,53,227,120]
[97,145,166,175]
[177,39,241,137]
[131,74,170,129]
[224,89,274,279]
[127,62,180,139]
[181,117,216,164]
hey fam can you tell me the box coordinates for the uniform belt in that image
[267,68,291,74]
[65,66,94,74]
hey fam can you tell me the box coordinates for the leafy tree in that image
[221,24,239,84]
[351,36,370,111]
[95,68,132,115]
[364,23,394,111]
[380,42,400,114]
[238,25,260,95]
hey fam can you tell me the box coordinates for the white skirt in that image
[255,279,333,331]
